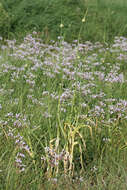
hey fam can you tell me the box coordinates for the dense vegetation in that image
[0,0,127,189]
[0,0,127,42]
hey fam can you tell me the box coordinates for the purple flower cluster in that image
[8,129,30,172]
[43,147,69,167]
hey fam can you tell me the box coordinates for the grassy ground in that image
[0,0,127,43]
[0,33,127,189]
[0,1,127,189]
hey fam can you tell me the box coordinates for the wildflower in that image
[50,178,57,183]
[82,8,88,23]
[60,23,64,28]
[82,17,86,23]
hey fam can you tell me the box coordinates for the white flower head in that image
[82,17,86,23]
[60,23,64,28]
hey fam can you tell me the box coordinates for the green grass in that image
[0,33,127,189]
[0,1,127,189]
[0,0,127,43]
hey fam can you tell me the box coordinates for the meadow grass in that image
[0,33,127,189]
[0,0,127,43]
[0,1,127,189]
